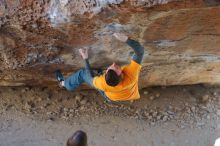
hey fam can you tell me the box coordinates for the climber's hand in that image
[79,48,88,60]
[113,33,128,42]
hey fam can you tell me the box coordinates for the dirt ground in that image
[0,85,220,146]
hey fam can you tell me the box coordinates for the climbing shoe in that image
[55,70,64,82]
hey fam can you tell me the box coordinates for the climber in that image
[55,33,145,102]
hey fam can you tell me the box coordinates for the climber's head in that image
[105,62,122,87]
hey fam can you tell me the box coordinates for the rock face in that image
[0,0,220,88]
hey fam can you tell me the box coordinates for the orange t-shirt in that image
[93,60,141,101]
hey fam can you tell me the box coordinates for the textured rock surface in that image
[0,0,220,88]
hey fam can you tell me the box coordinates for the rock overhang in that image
[0,0,220,88]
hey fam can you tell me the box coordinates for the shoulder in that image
[93,75,106,90]
[122,60,142,77]
[123,60,141,70]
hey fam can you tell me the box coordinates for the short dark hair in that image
[66,130,87,146]
[105,69,121,86]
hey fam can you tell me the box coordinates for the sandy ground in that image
[0,85,220,146]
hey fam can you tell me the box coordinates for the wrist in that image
[124,36,129,42]
[124,36,128,42]
[82,56,88,60]
[125,37,131,43]
[120,36,128,42]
